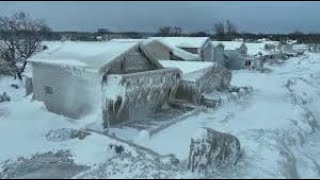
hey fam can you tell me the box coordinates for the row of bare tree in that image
[156,20,238,40]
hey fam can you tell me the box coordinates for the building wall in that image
[239,44,248,55]
[105,46,159,74]
[181,48,199,55]
[226,54,261,70]
[202,41,213,61]
[175,66,231,104]
[141,40,171,60]
[102,68,181,126]
[32,63,101,119]
[213,46,225,66]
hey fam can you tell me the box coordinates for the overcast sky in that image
[1,1,320,33]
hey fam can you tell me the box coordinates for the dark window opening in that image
[245,61,251,67]
[44,86,53,95]
[120,60,125,72]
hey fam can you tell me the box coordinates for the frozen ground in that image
[1,50,320,178]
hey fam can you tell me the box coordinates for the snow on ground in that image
[0,77,136,167]
[2,45,320,178]
[131,52,320,178]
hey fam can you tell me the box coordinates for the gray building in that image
[150,37,214,61]
[28,40,181,127]
[212,41,262,70]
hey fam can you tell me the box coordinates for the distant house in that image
[150,37,214,61]
[212,41,262,70]
[28,41,181,127]
[212,43,225,66]
[110,38,201,61]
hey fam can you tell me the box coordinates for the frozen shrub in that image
[188,127,241,173]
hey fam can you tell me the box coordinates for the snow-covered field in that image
[1,49,320,178]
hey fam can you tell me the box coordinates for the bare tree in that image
[0,12,50,80]
[214,22,225,40]
[174,26,182,37]
[226,20,238,35]
[158,26,172,37]
[214,20,238,40]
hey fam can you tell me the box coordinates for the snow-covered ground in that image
[1,49,320,178]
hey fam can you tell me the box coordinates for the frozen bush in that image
[188,127,241,173]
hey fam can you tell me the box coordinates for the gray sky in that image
[1,1,320,33]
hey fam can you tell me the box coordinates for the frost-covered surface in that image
[150,37,209,49]
[211,41,244,51]
[102,68,181,126]
[2,46,320,178]
[29,41,139,69]
[188,128,241,173]
[212,40,279,56]
[159,60,215,74]
[131,52,320,178]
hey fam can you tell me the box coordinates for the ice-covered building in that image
[212,41,263,70]
[111,38,201,61]
[28,41,181,127]
[150,37,213,61]
[159,60,231,104]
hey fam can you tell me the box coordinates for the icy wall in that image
[102,68,181,127]
[175,66,231,104]
[32,62,101,119]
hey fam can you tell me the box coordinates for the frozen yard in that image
[1,51,320,178]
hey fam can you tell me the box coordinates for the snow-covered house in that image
[277,40,301,58]
[110,38,201,61]
[28,41,181,127]
[212,41,262,70]
[150,37,213,61]
[159,60,231,104]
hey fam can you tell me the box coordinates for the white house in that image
[28,40,181,127]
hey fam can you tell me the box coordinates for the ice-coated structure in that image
[28,40,181,127]
[188,127,241,173]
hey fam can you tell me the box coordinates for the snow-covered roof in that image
[28,41,140,69]
[150,37,210,49]
[245,42,280,56]
[211,41,244,51]
[159,60,215,82]
[111,38,201,61]
[159,60,214,74]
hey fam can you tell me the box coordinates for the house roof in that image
[211,41,244,51]
[28,41,140,70]
[245,42,279,56]
[159,60,216,82]
[111,38,201,61]
[150,37,210,49]
[159,60,215,74]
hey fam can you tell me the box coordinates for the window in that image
[44,86,53,95]
[245,61,251,67]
